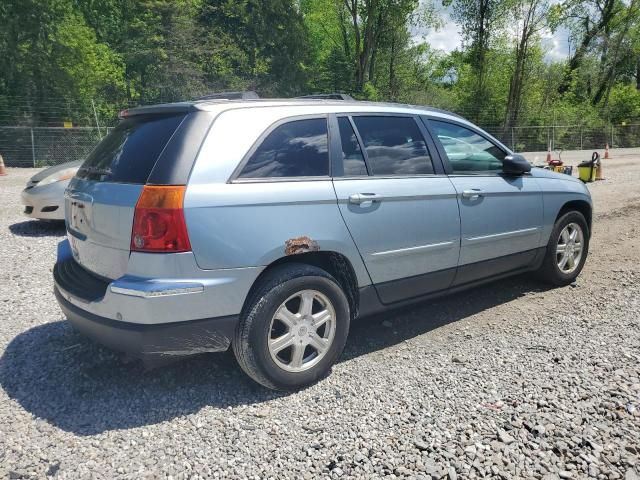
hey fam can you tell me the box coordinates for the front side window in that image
[352,116,434,176]
[238,118,329,178]
[429,120,505,174]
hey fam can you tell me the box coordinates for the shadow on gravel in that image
[343,275,552,362]
[0,321,281,435]
[9,220,66,237]
[0,275,551,436]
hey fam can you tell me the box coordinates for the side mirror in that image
[502,154,531,175]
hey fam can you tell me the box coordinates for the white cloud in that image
[540,26,571,62]
[410,4,463,52]
[422,18,463,53]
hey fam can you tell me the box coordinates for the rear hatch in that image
[65,112,190,279]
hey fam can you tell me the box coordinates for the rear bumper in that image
[53,239,262,325]
[53,239,262,356]
[55,286,238,356]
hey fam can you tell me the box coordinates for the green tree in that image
[199,0,310,96]
[549,0,621,94]
[503,0,548,133]
[0,0,126,124]
[445,0,511,121]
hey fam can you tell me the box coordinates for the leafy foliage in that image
[1,0,639,131]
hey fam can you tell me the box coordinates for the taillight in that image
[131,185,192,253]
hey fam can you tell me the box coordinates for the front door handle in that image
[349,193,384,204]
[462,189,483,199]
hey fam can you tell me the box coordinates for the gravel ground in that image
[0,158,639,480]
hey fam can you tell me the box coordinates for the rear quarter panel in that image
[183,107,371,287]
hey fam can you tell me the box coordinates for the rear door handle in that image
[462,189,483,199]
[349,193,384,204]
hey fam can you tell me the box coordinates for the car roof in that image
[122,98,465,122]
[202,99,467,121]
[119,99,511,155]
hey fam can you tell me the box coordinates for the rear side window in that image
[238,118,329,178]
[352,116,434,176]
[337,117,368,176]
[77,114,185,183]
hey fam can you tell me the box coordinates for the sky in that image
[420,9,571,63]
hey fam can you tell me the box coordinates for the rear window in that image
[237,118,329,179]
[77,114,185,183]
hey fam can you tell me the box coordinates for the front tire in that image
[536,210,590,286]
[233,264,350,390]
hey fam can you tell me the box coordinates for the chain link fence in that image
[1,122,640,168]
[0,126,111,167]
[485,124,640,153]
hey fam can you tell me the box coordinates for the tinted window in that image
[351,116,434,176]
[238,118,329,178]
[77,114,186,183]
[338,117,367,176]
[430,120,505,173]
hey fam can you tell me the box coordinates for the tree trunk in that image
[338,5,351,61]
[389,32,397,100]
[349,1,365,90]
[558,0,617,94]
[472,0,489,122]
[591,0,637,106]
[359,0,377,88]
[368,11,384,84]
[504,0,544,137]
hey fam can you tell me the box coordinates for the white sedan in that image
[21,161,81,221]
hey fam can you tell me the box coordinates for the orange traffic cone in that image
[0,154,7,176]
[604,143,610,159]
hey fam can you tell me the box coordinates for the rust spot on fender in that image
[285,236,320,256]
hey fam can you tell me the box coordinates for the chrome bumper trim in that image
[110,283,204,298]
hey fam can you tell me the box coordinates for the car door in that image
[424,117,544,285]
[331,114,461,304]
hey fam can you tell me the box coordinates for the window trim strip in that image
[327,114,344,177]
[346,115,372,175]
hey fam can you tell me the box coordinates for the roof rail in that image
[297,93,354,101]
[196,91,260,101]
[419,106,465,120]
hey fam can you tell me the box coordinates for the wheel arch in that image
[242,251,360,321]
[556,200,592,236]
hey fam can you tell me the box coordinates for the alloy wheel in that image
[556,222,584,274]
[267,289,336,373]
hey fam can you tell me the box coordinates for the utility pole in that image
[30,128,36,167]
[552,109,556,151]
[91,99,103,139]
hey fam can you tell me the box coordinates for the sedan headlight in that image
[37,167,79,186]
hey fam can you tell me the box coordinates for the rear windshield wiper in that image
[79,166,112,176]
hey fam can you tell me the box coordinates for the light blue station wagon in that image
[54,98,592,389]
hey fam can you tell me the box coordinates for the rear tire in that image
[233,263,350,390]
[536,210,589,286]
